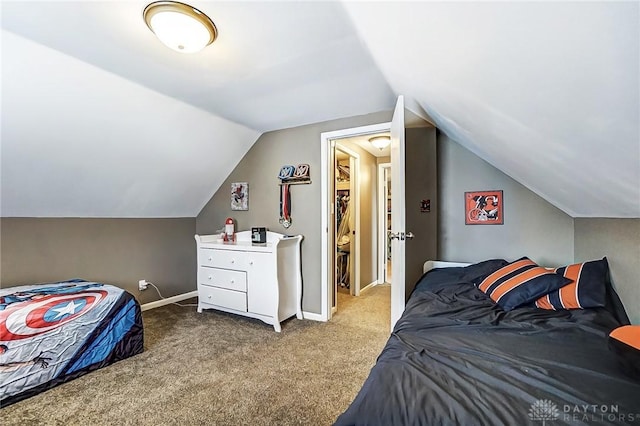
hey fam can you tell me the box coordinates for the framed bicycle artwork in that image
[465,190,503,225]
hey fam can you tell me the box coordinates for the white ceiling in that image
[343,1,639,218]
[1,30,259,217]
[1,1,638,218]
[0,1,395,132]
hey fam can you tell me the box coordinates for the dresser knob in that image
[249,261,254,265]
[231,259,235,264]
[231,280,235,283]
[208,295,212,299]
[208,276,212,280]
[208,257,212,261]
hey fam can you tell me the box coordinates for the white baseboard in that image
[141,290,198,312]
[301,311,325,322]
[359,280,379,294]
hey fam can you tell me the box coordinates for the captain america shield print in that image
[0,289,108,341]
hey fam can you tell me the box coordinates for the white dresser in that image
[194,230,303,332]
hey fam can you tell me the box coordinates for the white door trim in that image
[377,162,391,284]
[320,122,391,322]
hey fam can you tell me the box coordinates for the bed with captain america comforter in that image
[0,280,144,406]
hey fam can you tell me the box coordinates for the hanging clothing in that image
[336,192,350,235]
[337,193,351,288]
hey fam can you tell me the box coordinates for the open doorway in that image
[321,96,432,329]
[321,122,392,321]
[333,144,359,312]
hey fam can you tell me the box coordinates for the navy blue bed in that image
[335,261,640,425]
[0,280,144,406]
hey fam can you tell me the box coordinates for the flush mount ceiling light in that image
[143,1,217,53]
[369,135,391,150]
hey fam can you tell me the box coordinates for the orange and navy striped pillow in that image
[476,257,572,311]
[535,258,609,310]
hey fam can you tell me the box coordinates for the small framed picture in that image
[231,182,248,211]
[465,190,503,225]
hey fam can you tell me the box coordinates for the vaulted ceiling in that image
[2,1,638,218]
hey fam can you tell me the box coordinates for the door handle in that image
[388,231,415,241]
[388,231,405,240]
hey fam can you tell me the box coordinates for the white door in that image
[390,96,407,330]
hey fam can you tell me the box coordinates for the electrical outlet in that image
[138,279,148,291]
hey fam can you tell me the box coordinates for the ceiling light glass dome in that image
[144,1,217,53]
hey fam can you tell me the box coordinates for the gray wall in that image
[574,218,640,324]
[405,127,438,297]
[197,120,579,314]
[197,111,393,314]
[0,218,196,304]
[3,129,636,325]
[437,132,574,267]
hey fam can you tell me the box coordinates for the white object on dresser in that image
[195,230,303,332]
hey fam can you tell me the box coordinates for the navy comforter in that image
[0,280,143,406]
[335,261,640,425]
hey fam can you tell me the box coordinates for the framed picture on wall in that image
[465,190,503,225]
[231,182,249,211]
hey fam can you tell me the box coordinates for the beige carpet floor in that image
[3,284,391,425]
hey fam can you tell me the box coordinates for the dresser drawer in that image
[199,285,247,312]
[199,267,247,292]
[199,248,246,270]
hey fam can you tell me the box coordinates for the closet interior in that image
[336,156,352,293]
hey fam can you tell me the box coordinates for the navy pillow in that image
[476,257,572,311]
